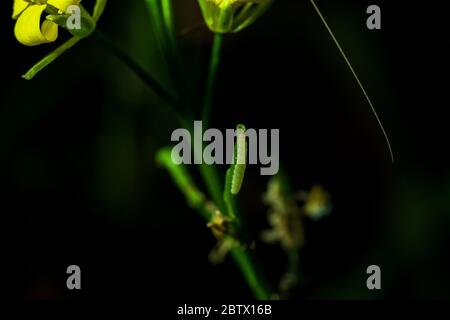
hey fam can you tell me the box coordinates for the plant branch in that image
[93,29,189,128]
[158,148,272,300]
[202,33,224,128]
[22,37,81,80]
[230,248,272,300]
[309,0,394,163]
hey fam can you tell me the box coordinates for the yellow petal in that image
[41,20,59,42]
[47,0,81,13]
[12,0,30,19]
[14,5,59,46]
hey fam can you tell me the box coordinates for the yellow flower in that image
[198,0,273,33]
[12,0,81,46]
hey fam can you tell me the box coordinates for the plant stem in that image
[156,148,213,220]
[202,33,224,128]
[94,29,224,214]
[98,23,270,300]
[309,0,394,163]
[93,29,189,128]
[199,33,272,299]
[23,37,81,80]
[158,151,272,299]
[93,0,108,21]
[199,164,225,212]
[231,248,272,300]
[198,33,225,212]
[179,22,206,39]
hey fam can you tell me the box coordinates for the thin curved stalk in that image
[23,37,81,80]
[309,0,395,163]
[93,30,189,128]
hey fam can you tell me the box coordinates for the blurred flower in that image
[12,0,96,46]
[207,210,240,264]
[262,180,333,251]
[262,177,304,251]
[300,184,332,220]
[198,0,273,33]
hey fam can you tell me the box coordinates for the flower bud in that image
[46,4,96,38]
[198,0,273,34]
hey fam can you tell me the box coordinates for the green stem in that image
[161,0,177,50]
[199,164,225,213]
[231,248,272,300]
[199,33,272,299]
[103,15,269,299]
[309,0,394,163]
[158,150,272,299]
[93,29,189,128]
[93,0,108,21]
[199,33,225,212]
[179,22,206,39]
[202,33,224,128]
[23,37,81,80]
[156,148,213,220]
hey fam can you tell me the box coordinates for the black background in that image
[1,0,449,300]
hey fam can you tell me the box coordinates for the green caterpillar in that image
[231,124,247,195]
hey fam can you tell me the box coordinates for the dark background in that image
[1,0,449,299]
